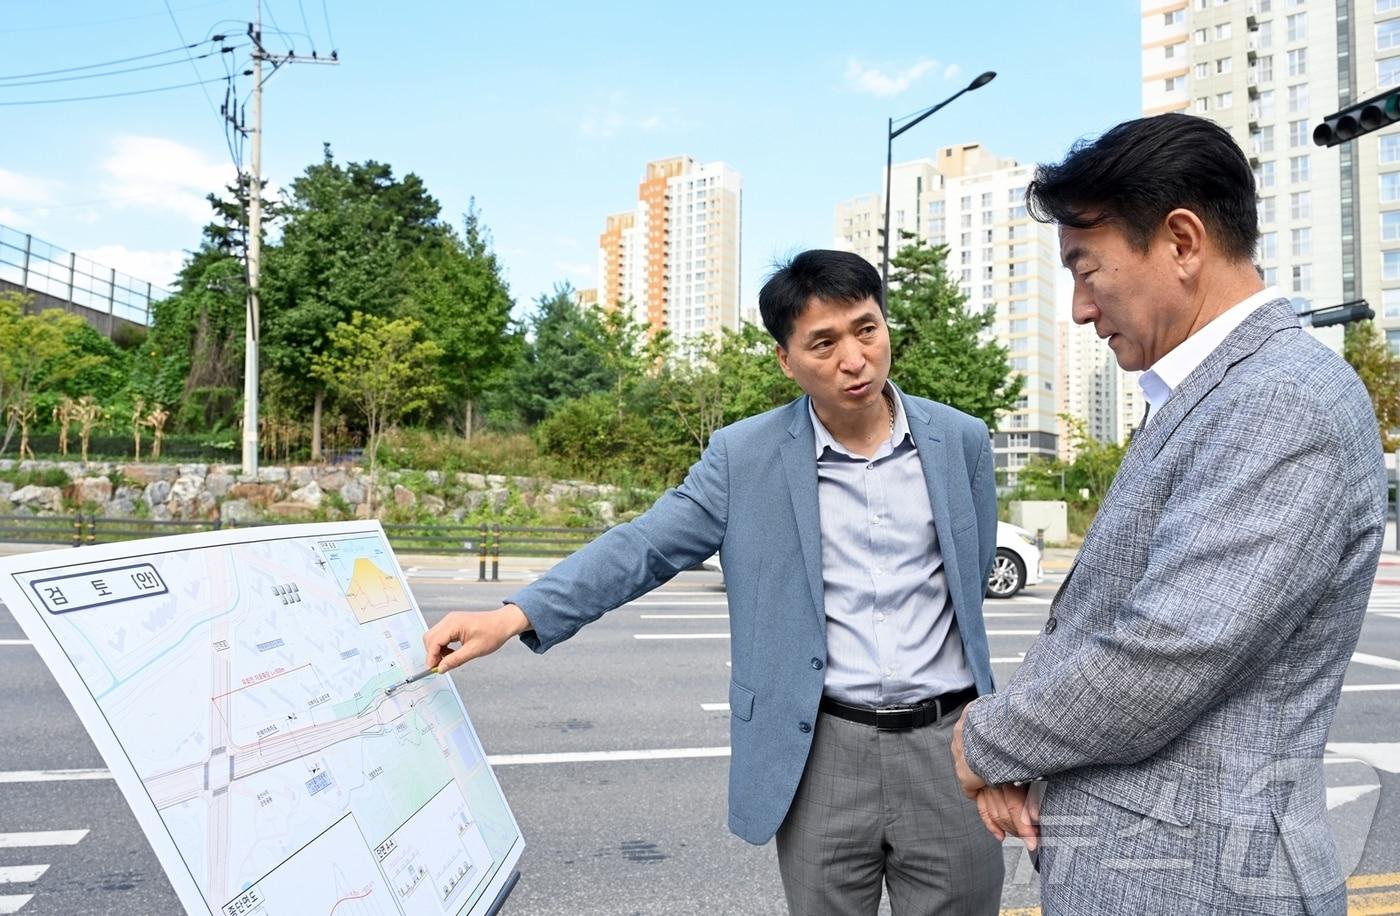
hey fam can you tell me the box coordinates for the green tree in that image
[0,293,108,454]
[310,312,444,484]
[1344,319,1400,450]
[1061,414,1126,502]
[660,323,797,451]
[510,284,613,424]
[262,147,440,456]
[402,203,517,439]
[886,236,1024,429]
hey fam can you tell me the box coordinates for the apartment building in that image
[1141,0,1400,350]
[596,157,742,345]
[835,143,1060,478]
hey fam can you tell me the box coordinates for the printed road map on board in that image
[0,521,523,916]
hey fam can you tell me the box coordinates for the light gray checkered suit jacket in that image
[963,299,1387,915]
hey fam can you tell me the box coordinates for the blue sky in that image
[1,1,1141,316]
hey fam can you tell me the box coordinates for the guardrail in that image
[0,514,609,581]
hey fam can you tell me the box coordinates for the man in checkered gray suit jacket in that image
[951,114,1387,915]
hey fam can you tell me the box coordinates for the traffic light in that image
[1305,300,1374,328]
[1314,88,1400,147]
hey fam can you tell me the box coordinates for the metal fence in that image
[0,223,171,327]
[0,515,609,577]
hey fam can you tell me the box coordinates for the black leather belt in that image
[819,685,978,731]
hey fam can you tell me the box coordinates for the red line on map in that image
[328,886,374,915]
[209,662,312,701]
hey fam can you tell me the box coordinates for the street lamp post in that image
[880,70,997,308]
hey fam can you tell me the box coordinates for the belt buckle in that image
[874,706,911,730]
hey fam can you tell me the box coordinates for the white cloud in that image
[0,167,62,206]
[578,91,688,137]
[944,63,961,81]
[99,135,235,223]
[844,58,938,97]
[76,245,186,288]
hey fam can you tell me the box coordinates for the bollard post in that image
[1035,528,1045,551]
[72,512,83,547]
[478,523,488,582]
[491,524,500,582]
[85,513,96,545]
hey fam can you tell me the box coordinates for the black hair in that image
[758,249,882,347]
[1026,113,1260,261]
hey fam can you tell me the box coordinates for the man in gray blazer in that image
[951,113,1387,915]
[426,249,1005,913]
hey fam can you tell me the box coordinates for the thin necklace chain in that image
[884,390,896,436]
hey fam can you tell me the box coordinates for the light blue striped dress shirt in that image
[809,382,974,706]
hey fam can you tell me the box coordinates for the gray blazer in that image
[507,391,998,844]
[963,299,1386,915]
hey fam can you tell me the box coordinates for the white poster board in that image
[0,520,523,916]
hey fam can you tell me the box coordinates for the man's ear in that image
[775,343,794,379]
[1163,208,1207,279]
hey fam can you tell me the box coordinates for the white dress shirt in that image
[1138,286,1281,427]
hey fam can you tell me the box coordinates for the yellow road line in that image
[1350,873,1400,891]
[1349,889,1400,915]
[999,909,1041,916]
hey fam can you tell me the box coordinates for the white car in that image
[703,520,1043,599]
[987,521,1044,599]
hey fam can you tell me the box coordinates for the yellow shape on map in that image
[344,557,411,623]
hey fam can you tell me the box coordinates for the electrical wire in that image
[163,0,223,126]
[0,46,244,89]
[0,42,206,82]
[0,76,231,106]
[321,0,337,51]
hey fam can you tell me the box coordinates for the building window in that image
[1262,266,1278,285]
[1382,19,1400,50]
[1258,89,1276,118]
[1384,172,1400,202]
[1217,90,1234,108]
[1258,196,1276,223]
[1196,96,1211,114]
[1251,125,1275,154]
[1382,0,1400,11]
[1291,191,1311,219]
[1386,250,1400,280]
[1165,42,1179,60]
[961,213,973,229]
[1290,155,1310,183]
[1259,231,1278,260]
[1009,204,1028,220]
[1385,211,1400,241]
[1256,55,1274,82]
[1291,227,1312,257]
[1255,161,1277,188]
[1385,288,1400,320]
[1195,27,1210,44]
[961,195,972,209]
[1286,48,1307,76]
[1258,20,1274,49]
[1383,135,1400,163]
[981,192,994,207]
[1381,56,1400,87]
[1215,22,1233,39]
[1165,8,1186,24]
[1286,12,1307,41]
[1287,83,1308,113]
[1195,61,1211,79]
[1217,57,1233,74]
[1292,263,1313,291]
[1288,119,1310,147]
[982,284,994,299]
[983,228,994,243]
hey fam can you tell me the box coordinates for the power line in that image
[0,76,231,106]
[296,0,316,53]
[320,0,337,51]
[0,46,243,89]
[0,42,208,82]
[163,0,223,126]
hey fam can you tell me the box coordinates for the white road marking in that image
[985,629,1043,636]
[1006,597,1052,605]
[1352,652,1400,672]
[1326,743,1400,774]
[633,633,729,640]
[0,831,87,849]
[626,600,729,608]
[701,703,729,712]
[0,641,31,647]
[639,614,728,620]
[990,655,1027,663]
[1341,683,1400,692]
[0,770,112,784]
[1326,785,1380,809]
[489,746,730,766]
[983,612,1041,618]
[0,894,33,914]
[0,865,48,885]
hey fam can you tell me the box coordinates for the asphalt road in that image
[2,557,1399,915]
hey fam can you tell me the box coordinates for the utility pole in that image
[239,0,338,475]
[242,1,262,476]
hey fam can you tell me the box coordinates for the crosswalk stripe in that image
[0,641,31,647]
[633,633,729,640]
[1327,785,1380,809]
[0,895,34,914]
[1342,684,1400,692]
[0,865,48,885]
[0,831,87,849]
[0,770,111,784]
[1353,652,1400,672]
